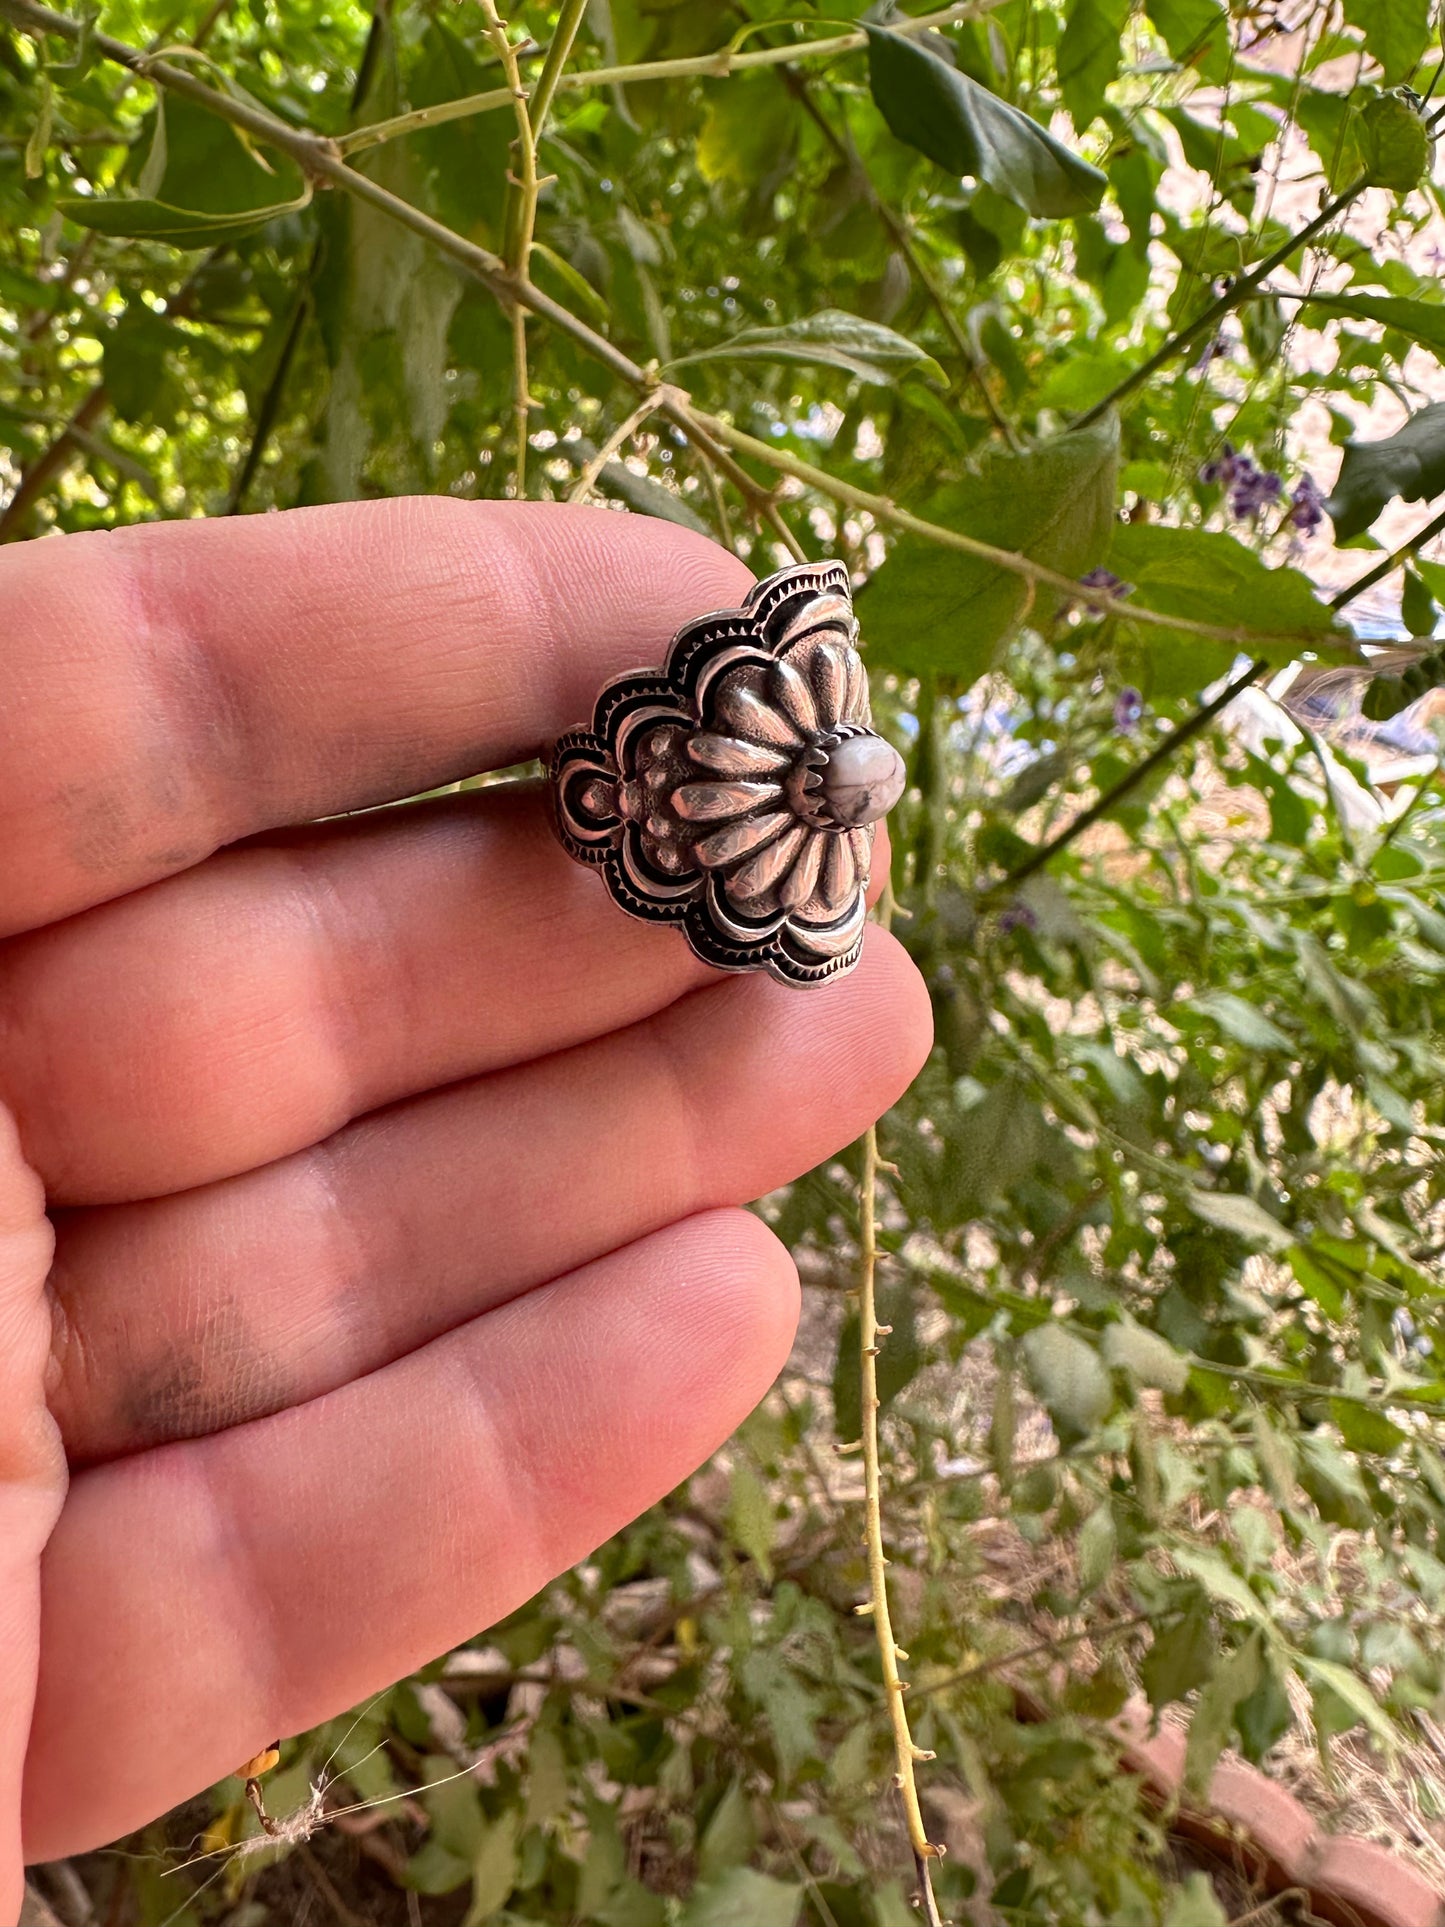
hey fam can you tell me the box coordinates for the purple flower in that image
[1193,334,1227,372]
[1199,444,1284,520]
[1114,686,1144,733]
[1228,458,1282,521]
[1289,471,1327,536]
[1198,441,1238,485]
[998,902,1038,935]
[1079,566,1134,601]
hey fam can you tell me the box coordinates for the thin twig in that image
[566,385,678,503]
[1330,501,1445,611]
[479,0,538,497]
[989,657,1268,896]
[335,1,1006,156]
[914,1611,1153,1701]
[856,953,946,1925]
[1070,173,1372,430]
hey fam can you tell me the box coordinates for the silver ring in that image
[548,561,905,985]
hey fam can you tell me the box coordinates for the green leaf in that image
[1343,0,1432,86]
[1021,1323,1112,1445]
[1108,524,1348,685]
[1077,1500,1117,1593]
[864,25,1107,219]
[671,310,944,387]
[588,458,714,536]
[697,70,795,188]
[1103,1321,1190,1396]
[1331,1398,1407,1455]
[726,1458,776,1581]
[1356,89,1433,192]
[1140,1599,1216,1709]
[1401,567,1438,638]
[1184,1631,1263,1796]
[1324,403,1445,541]
[1362,642,1445,720]
[463,1810,519,1926]
[136,97,168,201]
[1289,1247,1347,1321]
[24,73,53,181]
[1236,1654,1296,1762]
[698,1781,757,1879]
[59,185,311,246]
[1163,1872,1229,1927]
[1185,1188,1293,1252]
[1187,990,1293,1052]
[1058,0,1130,130]
[524,1726,570,1830]
[861,415,1119,680]
[58,92,309,247]
[1298,1656,1397,1749]
[1145,0,1232,82]
[679,1868,802,1927]
[1304,291,1445,367]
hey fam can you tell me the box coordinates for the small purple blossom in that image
[1079,566,1134,601]
[998,902,1038,936]
[1199,443,1283,520]
[1288,471,1327,537]
[1193,333,1228,373]
[1113,686,1144,733]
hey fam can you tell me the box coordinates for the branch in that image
[915,1611,1153,1701]
[1329,501,1445,612]
[990,656,1268,896]
[855,946,946,1926]
[1070,173,1372,431]
[335,1,1005,157]
[0,383,107,540]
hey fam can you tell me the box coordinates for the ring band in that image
[548,561,905,985]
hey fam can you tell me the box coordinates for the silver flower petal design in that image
[548,560,905,985]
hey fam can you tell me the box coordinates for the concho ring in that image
[547,561,905,986]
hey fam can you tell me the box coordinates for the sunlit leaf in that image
[1325,402,1445,541]
[671,309,944,386]
[861,414,1119,679]
[865,24,1107,218]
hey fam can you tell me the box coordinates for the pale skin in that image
[0,499,932,1912]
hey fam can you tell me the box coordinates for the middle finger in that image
[1,783,827,1205]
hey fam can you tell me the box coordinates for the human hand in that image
[0,500,931,1908]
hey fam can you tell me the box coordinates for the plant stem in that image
[1070,173,1372,431]
[916,1611,1154,1701]
[335,1,1003,156]
[1330,501,1445,611]
[566,386,679,504]
[990,656,1267,895]
[479,0,542,497]
[226,276,309,514]
[856,960,946,1925]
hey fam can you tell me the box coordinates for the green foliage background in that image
[6,0,1445,1921]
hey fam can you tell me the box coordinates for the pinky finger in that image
[0,1104,63,1922]
[23,1210,800,1862]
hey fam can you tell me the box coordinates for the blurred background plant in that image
[6,1,1445,1922]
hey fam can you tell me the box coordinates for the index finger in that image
[0,500,753,936]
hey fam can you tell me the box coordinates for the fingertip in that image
[651,1207,801,1412]
[859,922,935,1097]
